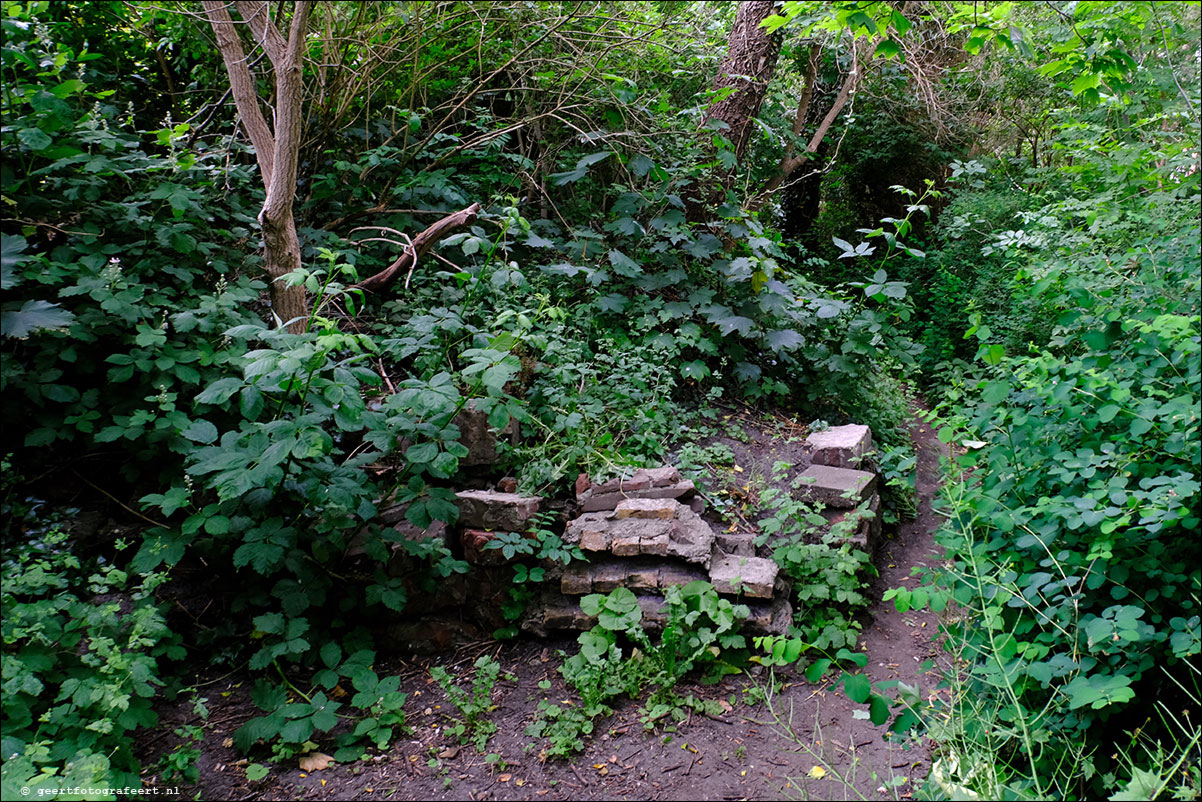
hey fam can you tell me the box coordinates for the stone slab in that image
[579,480,695,512]
[794,465,876,509]
[616,498,677,519]
[807,424,873,469]
[666,506,715,566]
[709,554,778,599]
[455,490,541,531]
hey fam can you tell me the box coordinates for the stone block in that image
[455,490,541,531]
[709,555,778,599]
[658,564,709,589]
[616,498,678,519]
[715,532,756,557]
[743,597,793,635]
[627,563,660,591]
[794,465,876,509]
[640,531,670,557]
[666,506,716,565]
[541,604,595,631]
[611,531,642,557]
[592,472,652,494]
[561,565,594,595]
[563,512,610,546]
[453,400,518,466]
[807,424,873,469]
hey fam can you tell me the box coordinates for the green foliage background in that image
[1,0,1198,798]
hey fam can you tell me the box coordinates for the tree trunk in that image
[203,0,313,333]
[747,41,861,212]
[706,1,783,161]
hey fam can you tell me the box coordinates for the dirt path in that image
[143,407,948,801]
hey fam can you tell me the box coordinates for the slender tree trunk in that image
[202,0,313,332]
[747,41,861,212]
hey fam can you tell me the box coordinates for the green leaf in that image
[981,381,1010,404]
[1071,72,1103,95]
[1,236,28,289]
[869,693,891,725]
[843,673,871,704]
[874,39,901,59]
[1097,404,1121,423]
[1,300,75,338]
[406,441,438,464]
[181,419,219,444]
[17,127,52,151]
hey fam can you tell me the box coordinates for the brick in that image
[626,564,660,591]
[579,526,610,552]
[591,471,652,494]
[666,506,716,565]
[640,531,669,557]
[591,562,627,593]
[658,564,709,589]
[460,529,508,566]
[611,531,641,557]
[579,481,696,512]
[715,531,756,557]
[645,465,682,487]
[453,400,518,466]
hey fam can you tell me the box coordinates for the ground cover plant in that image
[2,1,1198,799]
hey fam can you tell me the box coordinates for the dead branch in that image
[349,203,481,294]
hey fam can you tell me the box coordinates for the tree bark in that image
[203,0,314,332]
[351,204,481,294]
[705,1,784,161]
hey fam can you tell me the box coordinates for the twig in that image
[71,470,169,528]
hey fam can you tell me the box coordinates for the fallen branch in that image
[349,202,481,293]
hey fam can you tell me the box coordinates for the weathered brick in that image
[611,531,641,557]
[591,562,627,592]
[460,529,508,566]
[645,465,682,487]
[579,526,610,553]
[616,498,677,519]
[454,400,518,466]
[560,565,593,595]
[640,531,670,557]
[807,424,873,469]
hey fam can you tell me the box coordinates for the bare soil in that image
[136,405,948,801]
